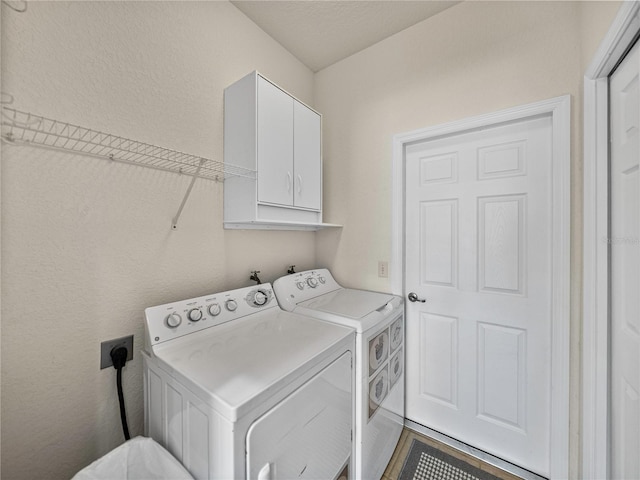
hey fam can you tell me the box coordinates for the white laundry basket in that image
[72,436,193,480]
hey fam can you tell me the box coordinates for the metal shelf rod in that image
[172,158,205,230]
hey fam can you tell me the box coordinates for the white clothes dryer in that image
[273,269,405,480]
[143,283,354,480]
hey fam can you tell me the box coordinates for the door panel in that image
[477,323,526,432]
[420,312,458,407]
[420,200,457,286]
[610,39,640,480]
[478,195,526,294]
[405,116,552,476]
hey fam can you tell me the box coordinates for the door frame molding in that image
[582,4,640,479]
[390,95,571,479]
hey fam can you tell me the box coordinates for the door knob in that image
[407,292,426,303]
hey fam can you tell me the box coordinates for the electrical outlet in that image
[378,261,388,278]
[100,335,134,369]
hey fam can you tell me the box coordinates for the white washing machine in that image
[273,269,404,480]
[143,283,355,480]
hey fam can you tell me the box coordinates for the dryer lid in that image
[298,288,394,319]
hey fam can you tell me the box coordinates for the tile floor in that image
[381,427,523,480]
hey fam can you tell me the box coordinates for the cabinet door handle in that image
[297,174,302,194]
[286,172,292,193]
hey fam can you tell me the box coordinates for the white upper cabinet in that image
[224,72,334,230]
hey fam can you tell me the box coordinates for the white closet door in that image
[293,101,321,211]
[404,115,553,476]
[610,39,640,480]
[257,77,294,207]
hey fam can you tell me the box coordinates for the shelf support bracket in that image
[172,158,206,230]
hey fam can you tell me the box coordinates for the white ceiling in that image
[230,1,460,72]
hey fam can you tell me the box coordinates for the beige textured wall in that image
[580,1,623,71]
[1,2,316,478]
[314,1,620,477]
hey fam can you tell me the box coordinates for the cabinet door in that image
[257,77,294,206]
[293,101,322,211]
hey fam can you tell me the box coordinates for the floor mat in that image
[398,439,501,480]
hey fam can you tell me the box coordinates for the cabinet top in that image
[228,70,321,117]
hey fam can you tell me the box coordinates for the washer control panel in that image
[145,284,277,347]
[273,269,342,310]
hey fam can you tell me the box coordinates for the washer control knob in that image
[296,281,305,290]
[253,290,268,306]
[188,308,203,322]
[208,303,221,316]
[318,276,326,284]
[165,313,182,328]
[225,299,238,312]
[307,277,318,288]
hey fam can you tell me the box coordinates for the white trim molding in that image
[582,3,640,479]
[391,95,571,479]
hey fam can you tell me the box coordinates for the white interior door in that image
[609,39,640,480]
[404,115,553,476]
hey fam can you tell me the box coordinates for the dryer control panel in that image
[144,284,276,348]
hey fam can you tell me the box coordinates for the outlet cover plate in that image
[100,335,134,369]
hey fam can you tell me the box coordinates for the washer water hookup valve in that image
[250,270,262,285]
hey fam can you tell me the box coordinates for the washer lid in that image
[298,288,394,319]
[151,309,353,421]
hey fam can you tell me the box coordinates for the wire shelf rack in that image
[1,106,255,182]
